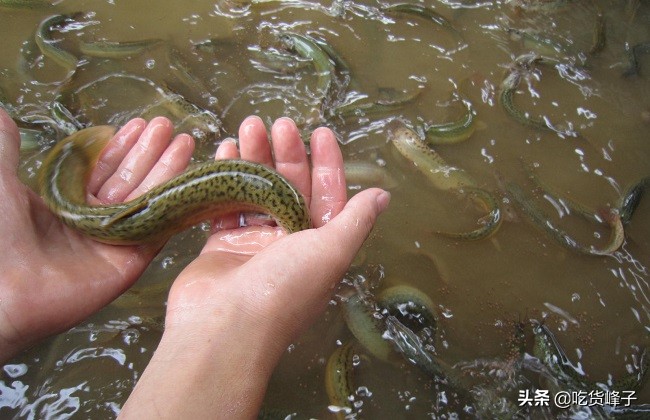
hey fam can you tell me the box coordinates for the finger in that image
[271,118,311,205]
[87,118,146,195]
[215,138,240,160]
[96,117,175,204]
[309,127,347,227]
[0,109,20,177]
[238,116,273,167]
[213,138,242,231]
[314,188,390,275]
[216,118,272,231]
[125,133,195,201]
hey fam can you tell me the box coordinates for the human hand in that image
[168,116,389,342]
[120,116,390,419]
[0,109,194,361]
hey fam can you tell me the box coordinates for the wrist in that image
[0,267,44,363]
[121,303,283,419]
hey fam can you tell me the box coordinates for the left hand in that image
[0,110,194,361]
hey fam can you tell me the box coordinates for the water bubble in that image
[122,328,140,345]
[161,256,174,269]
[145,59,156,69]
[352,354,361,367]
[481,148,494,164]
[571,293,580,302]
[106,401,120,415]
[575,348,583,360]
[439,305,453,319]
[3,364,27,378]
[328,405,352,415]
[356,386,372,397]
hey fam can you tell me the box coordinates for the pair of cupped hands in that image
[0,109,388,416]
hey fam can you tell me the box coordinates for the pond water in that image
[1,0,649,418]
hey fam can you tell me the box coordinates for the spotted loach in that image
[39,125,311,244]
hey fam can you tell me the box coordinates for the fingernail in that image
[272,118,297,141]
[241,116,263,133]
[376,190,391,213]
[275,116,296,126]
[149,116,172,131]
[312,127,334,143]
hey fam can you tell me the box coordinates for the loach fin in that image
[102,200,149,227]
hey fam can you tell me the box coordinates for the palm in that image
[3,182,150,337]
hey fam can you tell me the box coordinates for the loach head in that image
[385,118,420,145]
[385,118,407,138]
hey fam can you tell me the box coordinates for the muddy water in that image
[1,0,649,418]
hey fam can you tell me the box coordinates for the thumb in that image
[317,187,390,264]
[0,109,20,177]
[248,187,390,340]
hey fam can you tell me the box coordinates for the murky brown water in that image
[1,0,650,418]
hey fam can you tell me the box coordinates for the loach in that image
[39,125,311,244]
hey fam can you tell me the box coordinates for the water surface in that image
[1,0,649,418]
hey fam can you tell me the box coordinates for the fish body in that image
[35,14,80,74]
[79,39,163,58]
[324,342,355,418]
[388,121,502,240]
[39,126,311,244]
